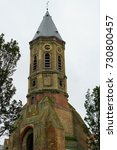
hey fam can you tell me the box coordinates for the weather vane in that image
[46,1,50,11]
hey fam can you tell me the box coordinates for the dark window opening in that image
[45,53,50,68]
[26,133,33,150]
[32,80,36,87]
[59,80,63,87]
[31,97,34,105]
[58,56,62,71]
[33,55,37,71]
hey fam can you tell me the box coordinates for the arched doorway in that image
[22,128,33,150]
[26,133,33,150]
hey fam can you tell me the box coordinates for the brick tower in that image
[4,11,88,150]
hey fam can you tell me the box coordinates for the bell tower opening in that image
[26,133,33,150]
[44,53,51,68]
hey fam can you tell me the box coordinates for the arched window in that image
[33,55,37,71]
[44,53,51,68]
[58,56,62,71]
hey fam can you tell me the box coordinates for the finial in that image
[46,1,50,11]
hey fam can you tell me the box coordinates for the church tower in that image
[4,11,89,150]
[27,11,68,107]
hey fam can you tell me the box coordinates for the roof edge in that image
[29,36,65,45]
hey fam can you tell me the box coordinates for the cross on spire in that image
[46,1,50,11]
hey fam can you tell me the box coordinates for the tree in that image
[0,33,22,136]
[84,86,100,150]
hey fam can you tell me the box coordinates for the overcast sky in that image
[0,0,99,144]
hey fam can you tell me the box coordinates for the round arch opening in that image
[21,127,33,150]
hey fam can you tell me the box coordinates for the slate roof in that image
[32,11,63,41]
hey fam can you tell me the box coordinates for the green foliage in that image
[0,33,22,136]
[84,86,100,150]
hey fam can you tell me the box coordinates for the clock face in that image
[43,44,52,51]
[45,44,50,50]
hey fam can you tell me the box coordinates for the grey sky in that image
[0,0,99,144]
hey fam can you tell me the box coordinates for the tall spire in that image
[32,11,63,41]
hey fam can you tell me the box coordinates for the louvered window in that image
[33,55,37,71]
[45,53,50,68]
[58,56,62,71]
